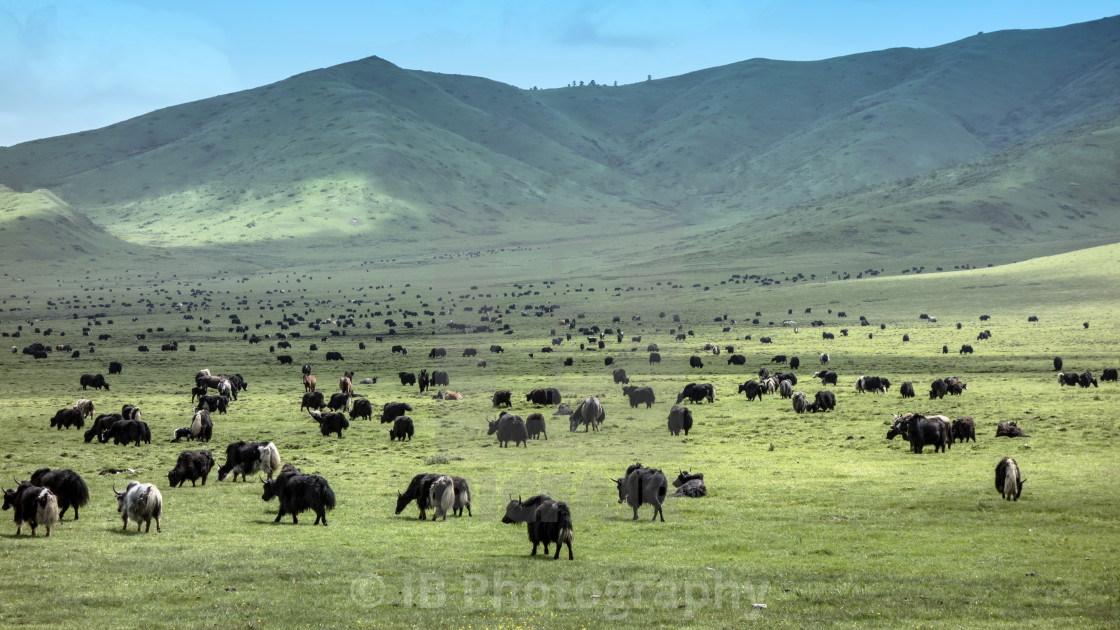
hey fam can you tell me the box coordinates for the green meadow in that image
[0,243,1117,629]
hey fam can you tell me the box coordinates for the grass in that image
[0,243,1118,628]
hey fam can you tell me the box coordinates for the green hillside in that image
[0,16,1115,264]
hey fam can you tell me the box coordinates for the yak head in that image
[394,490,410,515]
[500,494,528,524]
[167,469,183,487]
[261,477,278,502]
[1,487,17,510]
[487,419,500,435]
[609,477,627,503]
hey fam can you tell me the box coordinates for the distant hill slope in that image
[0,16,1116,257]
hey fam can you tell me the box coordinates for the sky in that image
[0,0,1115,147]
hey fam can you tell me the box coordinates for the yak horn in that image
[608,477,619,483]
[259,475,266,483]
[112,482,117,494]
[518,494,522,502]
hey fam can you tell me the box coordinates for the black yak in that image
[29,468,89,520]
[667,405,693,436]
[488,413,529,447]
[381,401,412,423]
[389,416,414,441]
[261,464,336,525]
[525,413,547,440]
[622,385,656,408]
[167,450,215,487]
[612,463,667,521]
[308,410,350,438]
[3,482,60,536]
[501,494,573,560]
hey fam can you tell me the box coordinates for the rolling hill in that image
[0,16,1117,270]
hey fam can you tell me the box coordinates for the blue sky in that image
[0,0,1115,146]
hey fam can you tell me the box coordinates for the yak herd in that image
[5,295,1114,564]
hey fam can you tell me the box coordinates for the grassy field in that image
[0,244,1118,629]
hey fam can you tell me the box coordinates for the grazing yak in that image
[325,351,344,361]
[492,390,513,408]
[102,419,151,446]
[398,371,416,386]
[929,378,949,399]
[489,413,529,447]
[900,382,916,398]
[996,422,1031,438]
[612,368,629,384]
[327,392,352,413]
[952,417,976,443]
[1057,372,1080,387]
[29,468,89,520]
[197,394,229,413]
[277,355,293,365]
[727,354,747,366]
[381,402,412,423]
[569,397,605,432]
[1102,368,1119,382]
[622,385,656,408]
[809,390,837,412]
[792,391,810,414]
[308,410,350,438]
[349,397,374,421]
[300,391,326,412]
[430,370,450,386]
[526,388,562,406]
[670,470,707,498]
[114,481,163,533]
[947,378,969,395]
[108,361,123,375]
[856,375,890,394]
[887,413,950,453]
[779,379,794,399]
[426,475,456,521]
[612,463,667,522]
[960,344,974,355]
[649,352,661,364]
[667,405,693,436]
[50,406,85,430]
[394,473,442,520]
[389,415,414,441]
[738,380,764,402]
[995,457,1024,501]
[813,370,838,386]
[391,345,407,355]
[502,495,574,560]
[689,356,704,369]
[218,441,282,481]
[525,413,547,440]
[261,463,336,526]
[490,345,504,354]
[462,348,478,357]
[188,409,213,442]
[676,383,715,404]
[167,450,215,487]
[85,413,123,443]
[1079,371,1098,388]
[428,347,446,359]
[79,373,109,390]
[3,482,60,536]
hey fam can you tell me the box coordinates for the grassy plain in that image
[0,244,1118,629]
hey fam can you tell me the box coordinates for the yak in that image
[79,373,109,390]
[501,494,574,560]
[488,413,529,447]
[50,407,85,430]
[900,382,916,398]
[526,388,562,406]
[952,417,976,443]
[689,356,704,369]
[389,415,414,441]
[381,401,412,423]
[612,463,667,521]
[492,390,513,408]
[995,457,1024,501]
[612,368,629,384]
[667,405,693,436]
[676,383,714,404]
[308,410,349,438]
[670,470,707,498]
[569,397,604,432]
[398,371,416,386]
[525,413,547,440]
[102,419,150,446]
[218,441,282,481]
[2,482,60,536]
[738,380,763,402]
[622,385,656,408]
[810,390,836,412]
[261,463,336,526]
[300,391,326,412]
[29,468,88,520]
[348,397,373,421]
[114,481,162,533]
[167,450,215,487]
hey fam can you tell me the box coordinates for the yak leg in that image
[275,508,286,523]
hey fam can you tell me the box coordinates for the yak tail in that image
[556,503,573,542]
[66,474,91,508]
[264,443,282,478]
[321,481,337,511]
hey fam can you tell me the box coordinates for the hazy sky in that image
[0,0,1115,146]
